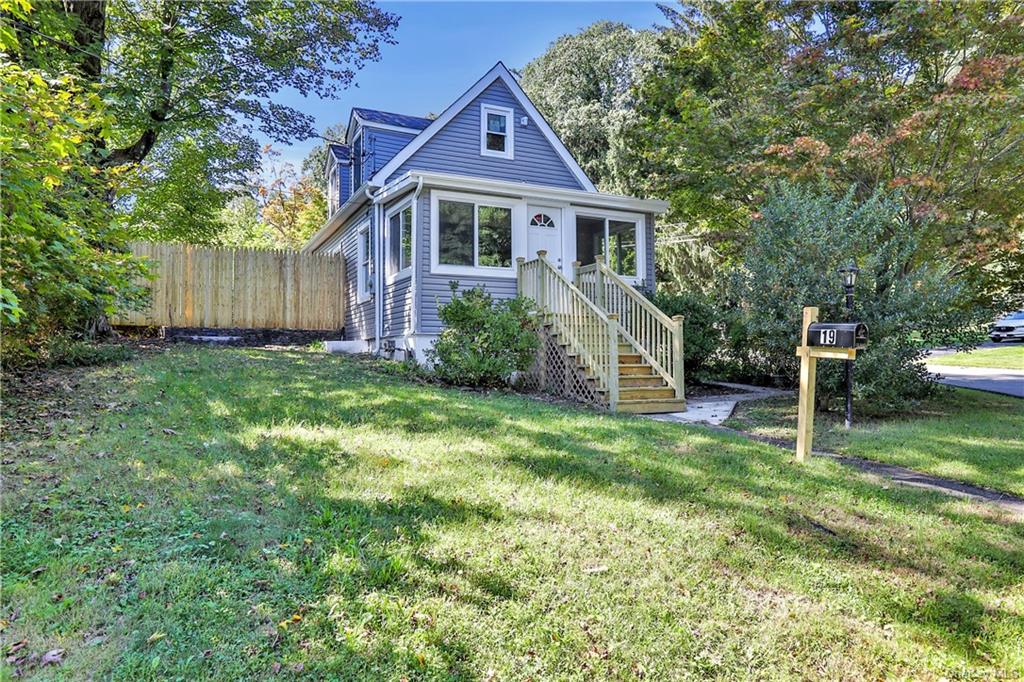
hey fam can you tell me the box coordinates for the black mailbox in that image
[807,322,867,349]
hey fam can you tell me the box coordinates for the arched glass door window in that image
[529,213,556,229]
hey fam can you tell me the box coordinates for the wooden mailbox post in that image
[794,306,867,462]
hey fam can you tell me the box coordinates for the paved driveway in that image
[925,364,1024,398]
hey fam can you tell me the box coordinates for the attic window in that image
[480,104,513,160]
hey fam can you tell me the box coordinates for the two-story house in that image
[304,62,682,413]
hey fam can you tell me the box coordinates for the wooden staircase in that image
[518,253,686,415]
[615,343,687,413]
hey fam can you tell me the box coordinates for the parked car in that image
[990,310,1024,342]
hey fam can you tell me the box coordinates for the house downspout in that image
[371,187,384,354]
[410,175,425,340]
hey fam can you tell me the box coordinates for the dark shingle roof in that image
[352,107,433,131]
[328,143,349,162]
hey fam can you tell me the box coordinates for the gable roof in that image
[351,108,433,132]
[328,143,349,162]
[369,62,597,192]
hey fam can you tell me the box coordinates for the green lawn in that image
[726,389,1024,497]
[928,345,1024,369]
[2,347,1023,680]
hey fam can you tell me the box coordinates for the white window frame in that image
[571,207,646,285]
[351,128,364,191]
[479,104,514,160]
[430,190,522,279]
[385,199,414,283]
[327,158,339,217]
[356,220,373,303]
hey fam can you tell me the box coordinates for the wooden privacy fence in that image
[112,242,346,330]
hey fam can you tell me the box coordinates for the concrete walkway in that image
[648,382,792,426]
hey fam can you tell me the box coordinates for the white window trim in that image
[356,220,373,304]
[351,128,363,192]
[385,199,414,284]
[572,207,646,285]
[430,190,523,279]
[479,104,514,160]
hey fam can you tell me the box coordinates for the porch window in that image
[438,198,512,270]
[576,214,641,278]
[387,202,413,278]
[356,222,373,302]
[480,104,514,160]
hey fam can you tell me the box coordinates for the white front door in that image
[526,206,562,268]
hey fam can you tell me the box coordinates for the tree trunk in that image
[68,0,107,82]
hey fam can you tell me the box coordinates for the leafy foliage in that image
[427,284,539,387]
[0,55,147,348]
[649,291,718,377]
[633,2,1024,304]
[519,21,664,193]
[255,148,328,250]
[730,183,989,413]
[9,0,397,243]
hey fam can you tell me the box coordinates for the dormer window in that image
[328,163,339,216]
[351,130,363,190]
[480,104,513,160]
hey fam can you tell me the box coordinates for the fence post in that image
[672,314,685,400]
[572,260,581,287]
[607,313,620,412]
[595,262,606,311]
[516,256,526,296]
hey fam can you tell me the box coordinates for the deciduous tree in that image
[520,21,664,193]
[634,1,1024,306]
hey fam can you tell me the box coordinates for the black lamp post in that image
[837,261,860,429]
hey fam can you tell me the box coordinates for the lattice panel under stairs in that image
[519,324,608,409]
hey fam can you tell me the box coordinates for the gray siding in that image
[318,206,375,340]
[389,80,585,190]
[337,159,351,206]
[415,189,517,335]
[367,127,416,180]
[382,276,414,338]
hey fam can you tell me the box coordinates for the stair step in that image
[615,398,687,414]
[619,376,666,388]
[619,387,677,400]
[618,363,655,376]
[618,353,644,365]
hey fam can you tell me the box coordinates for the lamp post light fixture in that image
[837,261,860,429]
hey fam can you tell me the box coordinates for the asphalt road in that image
[925,364,1024,398]
[924,340,1024,398]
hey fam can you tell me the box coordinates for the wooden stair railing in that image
[575,261,685,402]
[517,252,621,409]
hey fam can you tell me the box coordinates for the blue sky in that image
[265,1,668,169]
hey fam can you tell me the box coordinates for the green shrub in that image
[427,283,540,388]
[649,290,719,378]
[728,182,989,414]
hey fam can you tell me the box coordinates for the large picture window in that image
[437,197,513,272]
[387,203,413,278]
[575,213,641,278]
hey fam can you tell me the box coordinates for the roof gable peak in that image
[369,62,596,192]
